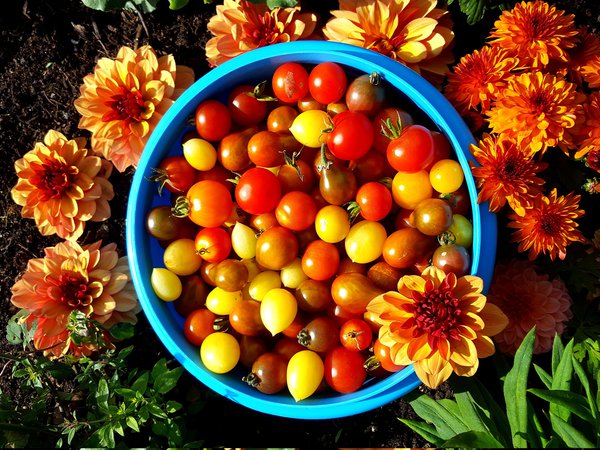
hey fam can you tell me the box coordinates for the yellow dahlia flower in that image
[11,130,114,241]
[206,0,318,67]
[74,45,194,172]
[11,240,140,357]
[323,0,454,80]
[366,266,508,389]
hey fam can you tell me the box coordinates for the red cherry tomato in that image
[195,99,232,142]
[154,155,197,194]
[275,191,317,231]
[326,111,374,161]
[185,180,233,228]
[387,124,435,172]
[194,227,231,263]
[235,167,282,215]
[228,84,267,127]
[324,346,367,393]
[278,159,315,194]
[355,182,392,222]
[247,130,286,168]
[272,62,309,104]
[339,318,373,352]
[183,309,217,346]
[372,107,414,154]
[425,131,452,170]
[308,62,347,104]
[301,240,340,281]
[373,339,406,372]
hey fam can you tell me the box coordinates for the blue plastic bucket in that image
[126,41,496,420]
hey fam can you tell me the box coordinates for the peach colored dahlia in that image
[206,0,317,67]
[74,45,194,172]
[366,266,508,388]
[486,259,572,354]
[323,0,454,79]
[11,130,114,241]
[489,0,577,68]
[11,240,139,357]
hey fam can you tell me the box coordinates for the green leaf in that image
[398,418,445,446]
[457,0,488,25]
[549,412,595,448]
[99,425,115,448]
[527,399,548,448]
[408,394,469,439]
[552,333,565,375]
[550,339,574,423]
[126,416,139,432]
[266,0,297,8]
[534,363,553,389]
[151,359,168,382]
[155,367,183,394]
[453,387,490,433]
[166,400,183,413]
[96,378,110,413]
[132,371,149,395]
[572,355,599,422]
[114,388,136,399]
[148,403,168,419]
[39,359,73,380]
[529,388,595,425]
[168,0,189,9]
[504,326,535,448]
[152,421,168,436]
[81,0,127,12]
[109,323,135,341]
[5,310,31,347]
[113,421,124,437]
[167,420,183,447]
[441,430,504,448]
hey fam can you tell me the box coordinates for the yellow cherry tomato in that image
[444,214,473,248]
[287,350,324,401]
[163,238,203,276]
[231,221,257,259]
[345,220,387,264]
[150,268,182,302]
[248,270,281,301]
[315,205,351,243]
[200,332,240,374]
[260,288,297,336]
[392,170,433,210]
[429,159,464,194]
[205,286,242,315]
[182,138,217,171]
[289,110,331,148]
[280,258,308,289]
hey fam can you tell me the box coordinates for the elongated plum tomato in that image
[260,288,298,336]
[181,180,233,228]
[235,167,281,215]
[287,349,324,401]
[272,62,309,103]
[327,111,374,161]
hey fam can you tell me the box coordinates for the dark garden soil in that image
[0,0,598,447]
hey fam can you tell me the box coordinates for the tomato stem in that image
[171,196,190,218]
[282,149,305,182]
[437,230,457,246]
[146,168,176,197]
[380,112,405,140]
[345,201,361,223]
[247,80,278,102]
[242,372,261,388]
[377,177,393,189]
[363,354,381,372]
[317,143,333,172]
[369,71,382,86]
[297,329,311,347]
[212,316,229,332]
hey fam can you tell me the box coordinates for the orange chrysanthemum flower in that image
[74,46,194,172]
[470,133,547,216]
[489,0,577,68]
[323,0,454,80]
[11,130,114,241]
[486,259,572,355]
[10,241,140,357]
[486,72,585,155]
[366,266,508,389]
[580,56,600,89]
[574,91,600,160]
[508,189,586,261]
[205,0,317,67]
[567,27,600,86]
[444,46,520,113]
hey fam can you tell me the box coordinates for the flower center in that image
[103,87,145,122]
[250,13,280,46]
[412,281,462,340]
[538,210,561,235]
[58,274,92,309]
[529,90,552,114]
[369,34,407,58]
[29,160,77,201]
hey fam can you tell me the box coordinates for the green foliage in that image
[82,0,164,13]
[400,328,600,448]
[5,310,36,350]
[447,0,510,25]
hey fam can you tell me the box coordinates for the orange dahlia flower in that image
[469,133,547,216]
[11,130,114,241]
[10,240,140,357]
[489,0,577,68]
[486,259,572,355]
[366,266,508,389]
[444,46,520,113]
[205,0,317,67]
[486,72,585,155]
[508,189,586,261]
[575,91,600,160]
[323,0,454,80]
[74,45,194,172]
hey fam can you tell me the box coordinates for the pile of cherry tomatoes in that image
[145,61,474,402]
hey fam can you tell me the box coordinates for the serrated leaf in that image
[549,412,595,448]
[398,418,445,446]
[504,327,535,448]
[155,367,183,394]
[533,363,553,389]
[441,430,503,448]
[528,388,595,425]
[96,379,109,413]
[5,310,30,346]
[168,0,189,9]
[126,416,139,432]
[458,0,487,25]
